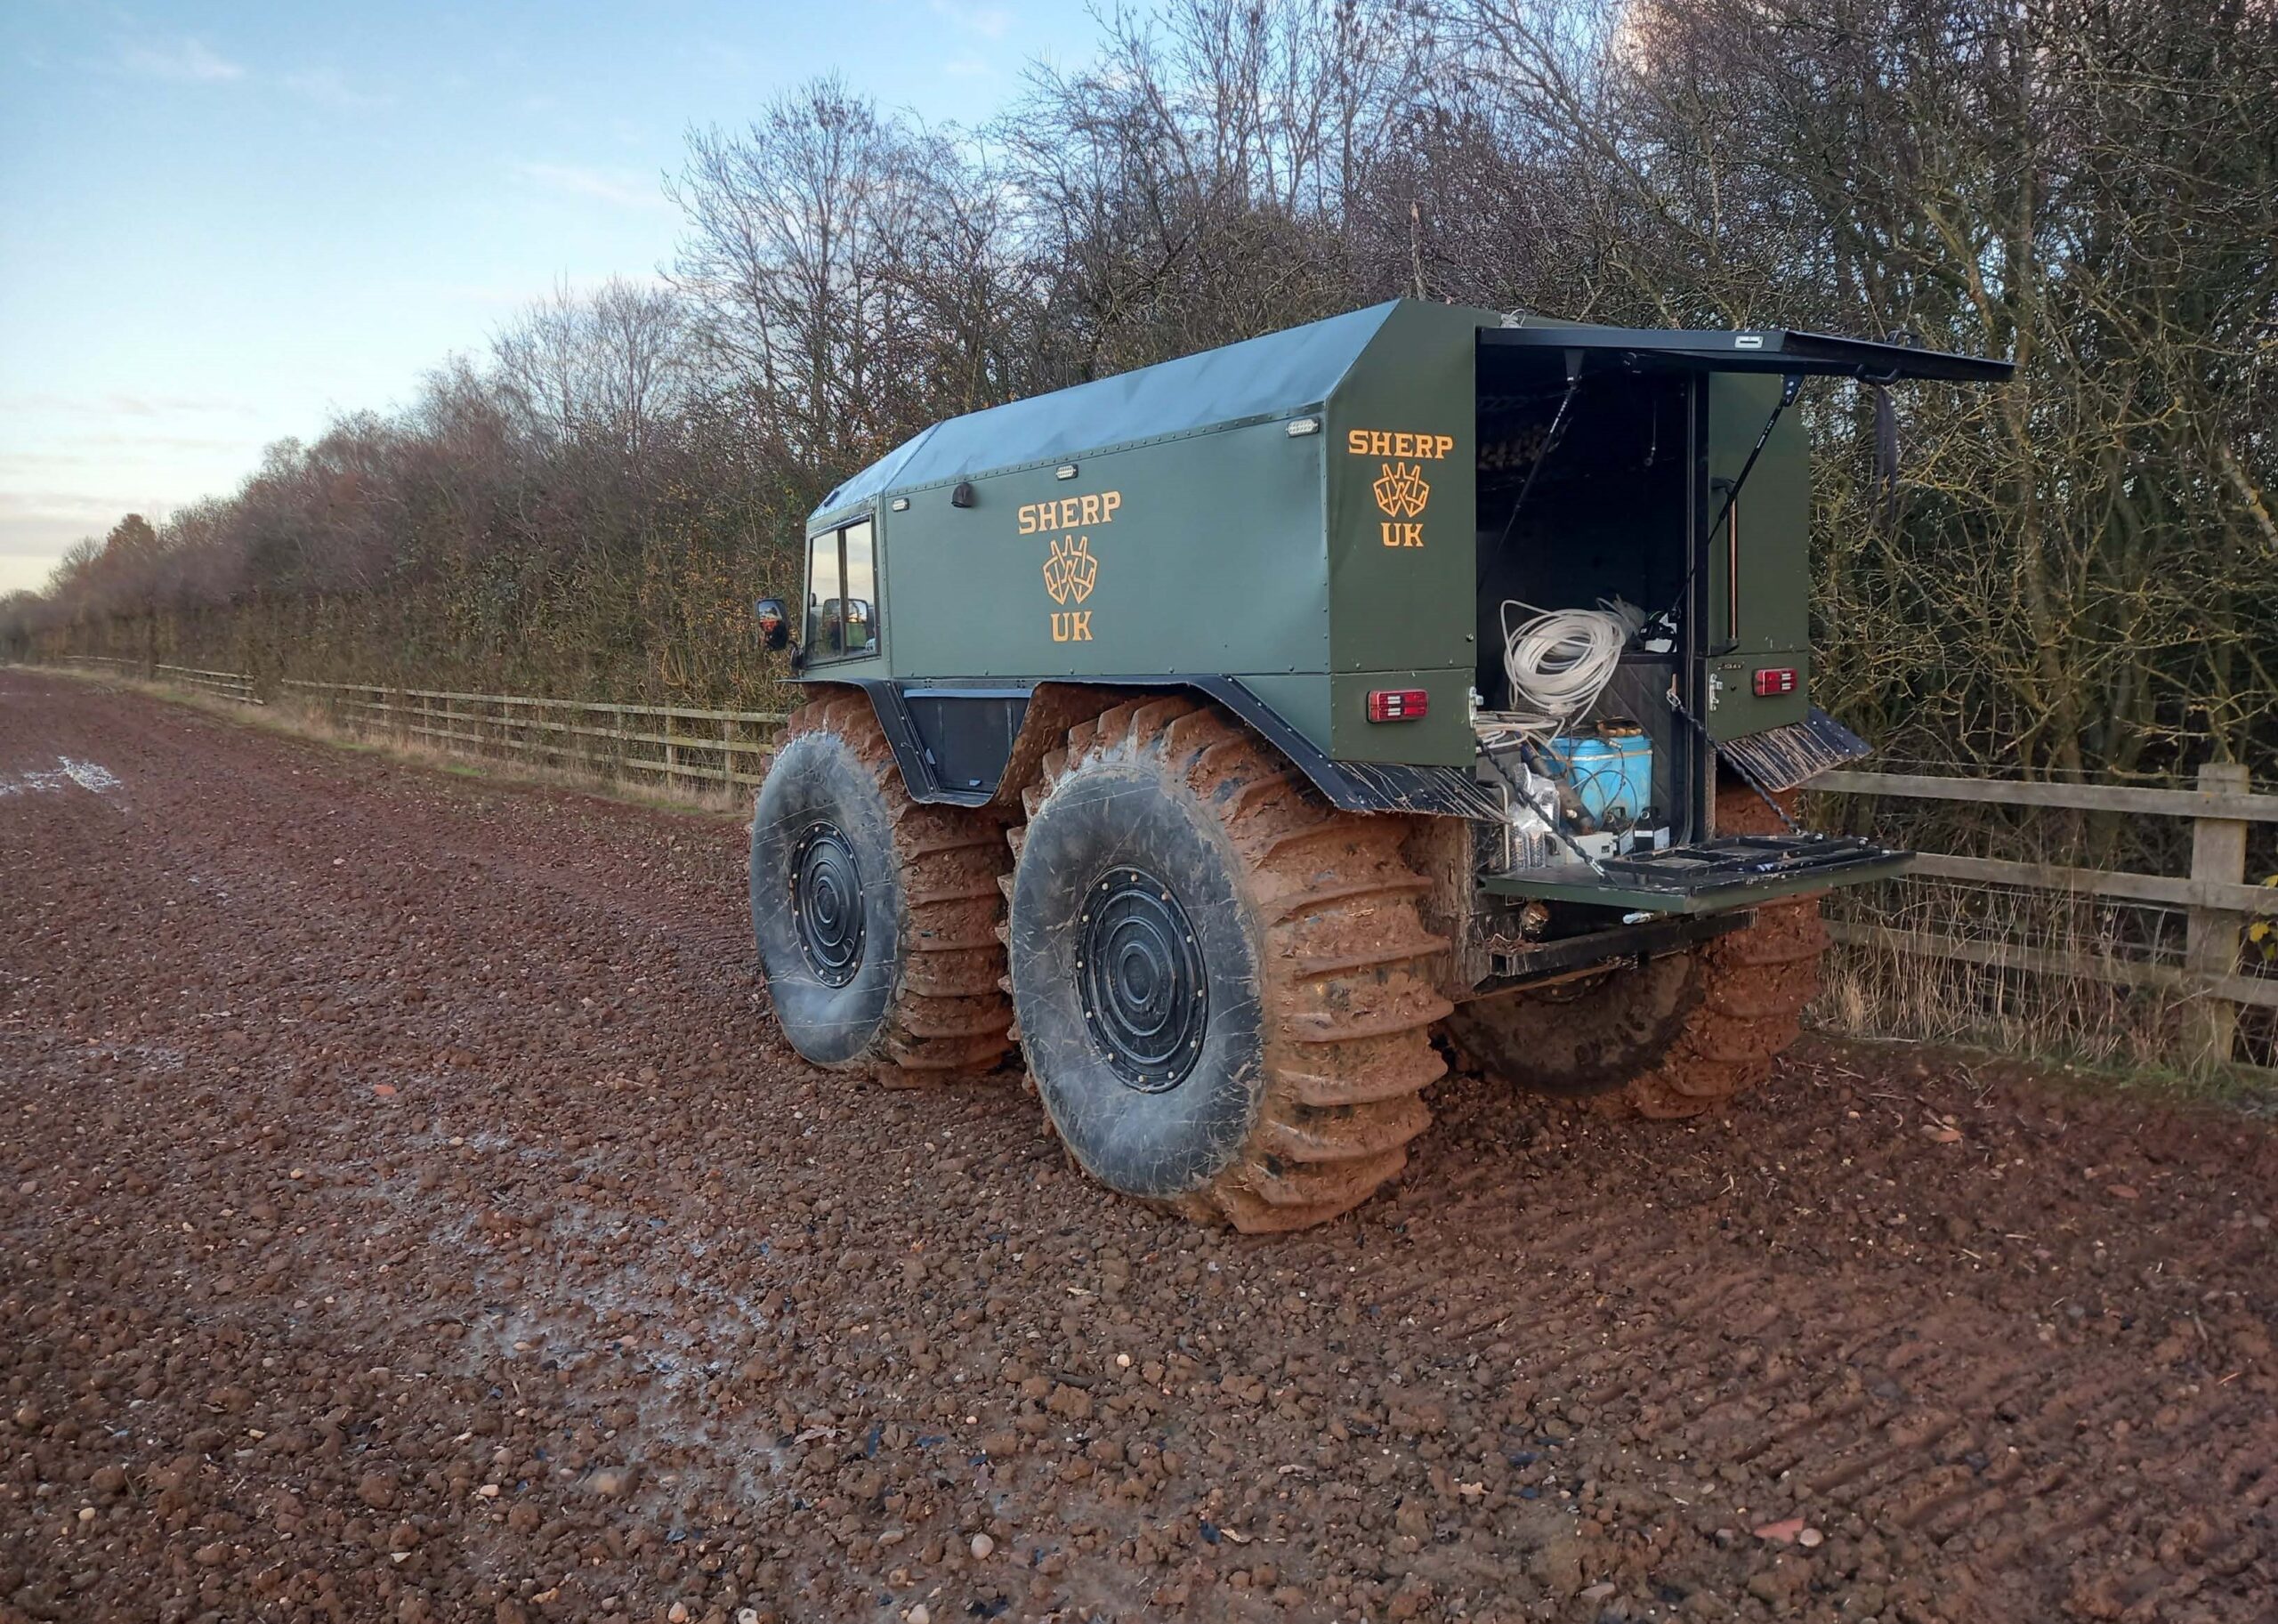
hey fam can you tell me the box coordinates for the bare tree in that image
[16,0,2271,789]
[669,79,956,496]
[491,279,690,467]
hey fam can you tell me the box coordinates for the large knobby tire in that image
[1440,781,1830,1119]
[750,694,1013,1081]
[1005,698,1450,1232]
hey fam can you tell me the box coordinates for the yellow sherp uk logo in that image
[1043,535,1099,605]
[1373,462,1430,519]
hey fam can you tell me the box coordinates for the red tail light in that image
[1752,667,1798,697]
[1366,688,1429,722]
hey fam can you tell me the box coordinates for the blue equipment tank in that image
[1547,730,1653,828]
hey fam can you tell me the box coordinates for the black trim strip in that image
[1188,677,1506,820]
[814,675,1502,820]
[1482,325,2014,384]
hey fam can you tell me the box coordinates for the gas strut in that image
[1710,371,1805,545]
[1675,371,1804,653]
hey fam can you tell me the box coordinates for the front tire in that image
[1006,699,1449,1231]
[750,694,1013,1080]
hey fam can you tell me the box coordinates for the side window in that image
[841,521,877,657]
[804,530,840,656]
[804,521,882,662]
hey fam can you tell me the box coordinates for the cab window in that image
[804,520,879,661]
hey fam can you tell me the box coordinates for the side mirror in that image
[754,597,790,652]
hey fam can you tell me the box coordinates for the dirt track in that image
[3,670,2273,1624]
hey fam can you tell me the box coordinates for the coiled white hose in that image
[1497,599,1636,739]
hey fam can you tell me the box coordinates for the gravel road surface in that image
[3,671,2272,1623]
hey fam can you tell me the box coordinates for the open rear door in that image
[1468,320,2007,917]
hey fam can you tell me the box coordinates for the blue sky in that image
[0,0,1097,592]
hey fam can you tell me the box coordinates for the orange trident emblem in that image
[1372,462,1430,520]
[1043,535,1099,605]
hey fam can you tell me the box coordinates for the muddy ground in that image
[2,669,2272,1624]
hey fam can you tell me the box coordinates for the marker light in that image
[1366,688,1429,722]
[1753,667,1798,697]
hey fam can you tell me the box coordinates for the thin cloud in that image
[0,489,165,513]
[1,392,259,419]
[283,67,392,111]
[0,451,93,471]
[931,0,1012,39]
[513,162,667,212]
[107,36,384,109]
[943,53,995,78]
[102,392,261,419]
[74,432,260,453]
[0,497,182,590]
[117,36,245,84]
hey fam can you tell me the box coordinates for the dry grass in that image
[1814,877,2195,1067]
[1812,862,2276,1107]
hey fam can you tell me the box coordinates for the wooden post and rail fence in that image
[277,677,788,793]
[51,656,260,706]
[1814,764,2274,1067]
[44,654,2278,1069]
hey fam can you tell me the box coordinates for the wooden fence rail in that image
[1816,762,2277,1062]
[60,654,260,704]
[45,657,2274,1066]
[277,679,788,793]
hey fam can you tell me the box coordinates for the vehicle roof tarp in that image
[816,301,1401,520]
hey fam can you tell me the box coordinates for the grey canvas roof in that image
[816,301,1403,520]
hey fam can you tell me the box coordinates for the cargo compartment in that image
[1473,342,1700,851]
[1467,334,1908,914]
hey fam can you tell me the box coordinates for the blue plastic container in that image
[1547,731,1653,827]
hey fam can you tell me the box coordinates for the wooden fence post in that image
[2185,760,2251,1069]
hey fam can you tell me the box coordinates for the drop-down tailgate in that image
[1480,833,1910,915]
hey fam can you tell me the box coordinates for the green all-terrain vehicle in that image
[747,300,2010,1231]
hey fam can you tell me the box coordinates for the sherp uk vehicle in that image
[745,300,2011,1231]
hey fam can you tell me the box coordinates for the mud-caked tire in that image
[750,694,1013,1080]
[1440,781,1830,1119]
[1006,698,1450,1232]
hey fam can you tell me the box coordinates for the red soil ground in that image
[3,671,2271,1623]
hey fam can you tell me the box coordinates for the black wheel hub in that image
[1076,866,1208,1092]
[788,820,865,986]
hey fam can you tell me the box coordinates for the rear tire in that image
[1440,782,1830,1119]
[1005,699,1450,1231]
[750,695,1014,1080]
